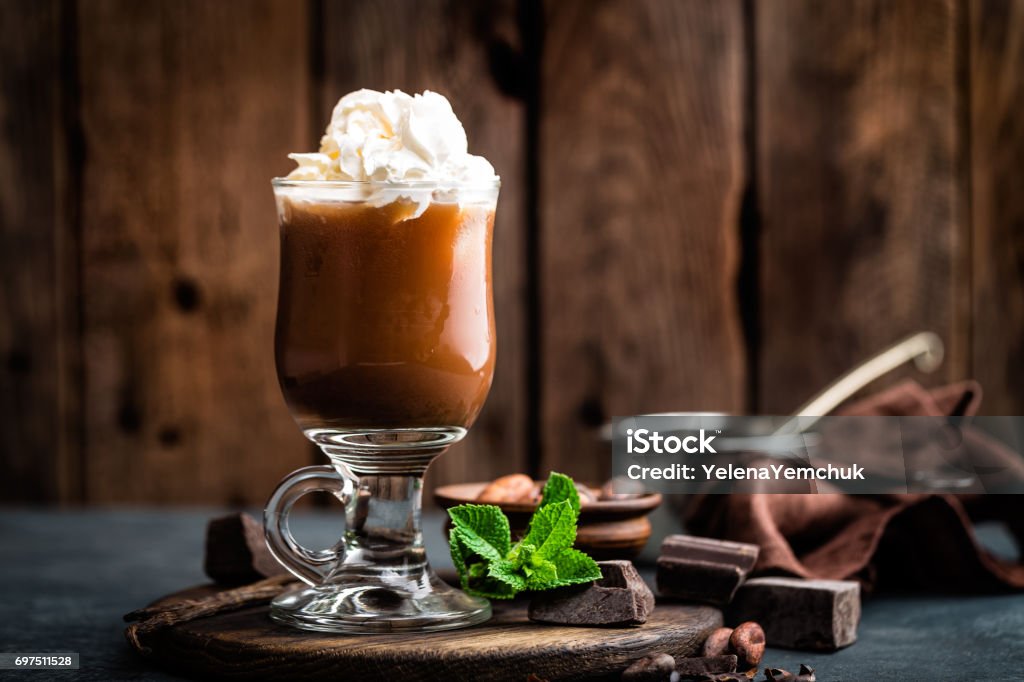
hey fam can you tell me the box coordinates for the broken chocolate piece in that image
[529,560,655,626]
[621,653,675,681]
[674,655,737,679]
[765,668,814,682]
[729,577,859,651]
[657,559,743,607]
[204,513,286,585]
[661,536,760,572]
[656,536,759,606]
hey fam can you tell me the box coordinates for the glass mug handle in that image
[264,465,350,586]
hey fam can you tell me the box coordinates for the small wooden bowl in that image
[433,482,662,560]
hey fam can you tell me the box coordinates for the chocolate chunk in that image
[661,536,760,573]
[204,513,286,585]
[728,577,859,651]
[674,655,737,679]
[621,653,675,681]
[529,560,655,626]
[656,536,759,606]
[656,558,744,606]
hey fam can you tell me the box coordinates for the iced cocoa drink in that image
[266,88,499,634]
[274,187,497,436]
[272,88,500,451]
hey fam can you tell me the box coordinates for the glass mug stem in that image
[265,465,429,585]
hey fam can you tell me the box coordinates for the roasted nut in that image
[476,474,535,503]
[702,627,734,657]
[621,653,675,681]
[729,621,765,668]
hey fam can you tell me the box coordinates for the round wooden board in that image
[139,586,721,681]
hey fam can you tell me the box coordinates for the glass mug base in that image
[269,569,491,634]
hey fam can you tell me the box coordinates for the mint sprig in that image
[448,472,602,599]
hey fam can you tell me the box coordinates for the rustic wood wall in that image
[1,0,1021,505]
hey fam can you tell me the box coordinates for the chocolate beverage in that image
[274,193,496,436]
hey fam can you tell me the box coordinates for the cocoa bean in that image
[702,627,734,657]
[730,621,765,668]
[476,474,535,503]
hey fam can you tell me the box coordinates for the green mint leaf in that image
[448,503,516,599]
[449,525,469,583]
[521,499,578,559]
[537,471,581,516]
[506,542,535,570]
[447,473,604,599]
[448,504,511,560]
[464,570,518,600]
[487,559,528,593]
[547,548,603,587]
[523,555,559,589]
[451,531,518,600]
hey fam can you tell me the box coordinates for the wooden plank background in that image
[0,0,1021,504]
[755,0,967,413]
[539,0,747,483]
[0,0,78,502]
[970,0,1024,416]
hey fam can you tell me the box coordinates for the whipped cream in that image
[287,89,497,185]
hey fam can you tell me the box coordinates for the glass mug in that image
[264,179,499,633]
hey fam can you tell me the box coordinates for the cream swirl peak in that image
[287,89,497,184]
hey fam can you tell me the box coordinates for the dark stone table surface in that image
[0,509,1021,681]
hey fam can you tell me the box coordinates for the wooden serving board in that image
[138,586,721,681]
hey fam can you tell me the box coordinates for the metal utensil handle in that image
[773,331,944,435]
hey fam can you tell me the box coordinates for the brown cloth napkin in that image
[684,380,1024,593]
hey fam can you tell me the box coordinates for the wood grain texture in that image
[320,0,528,491]
[75,0,311,503]
[139,587,721,682]
[539,0,747,481]
[0,0,79,502]
[969,0,1024,415]
[756,0,966,413]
